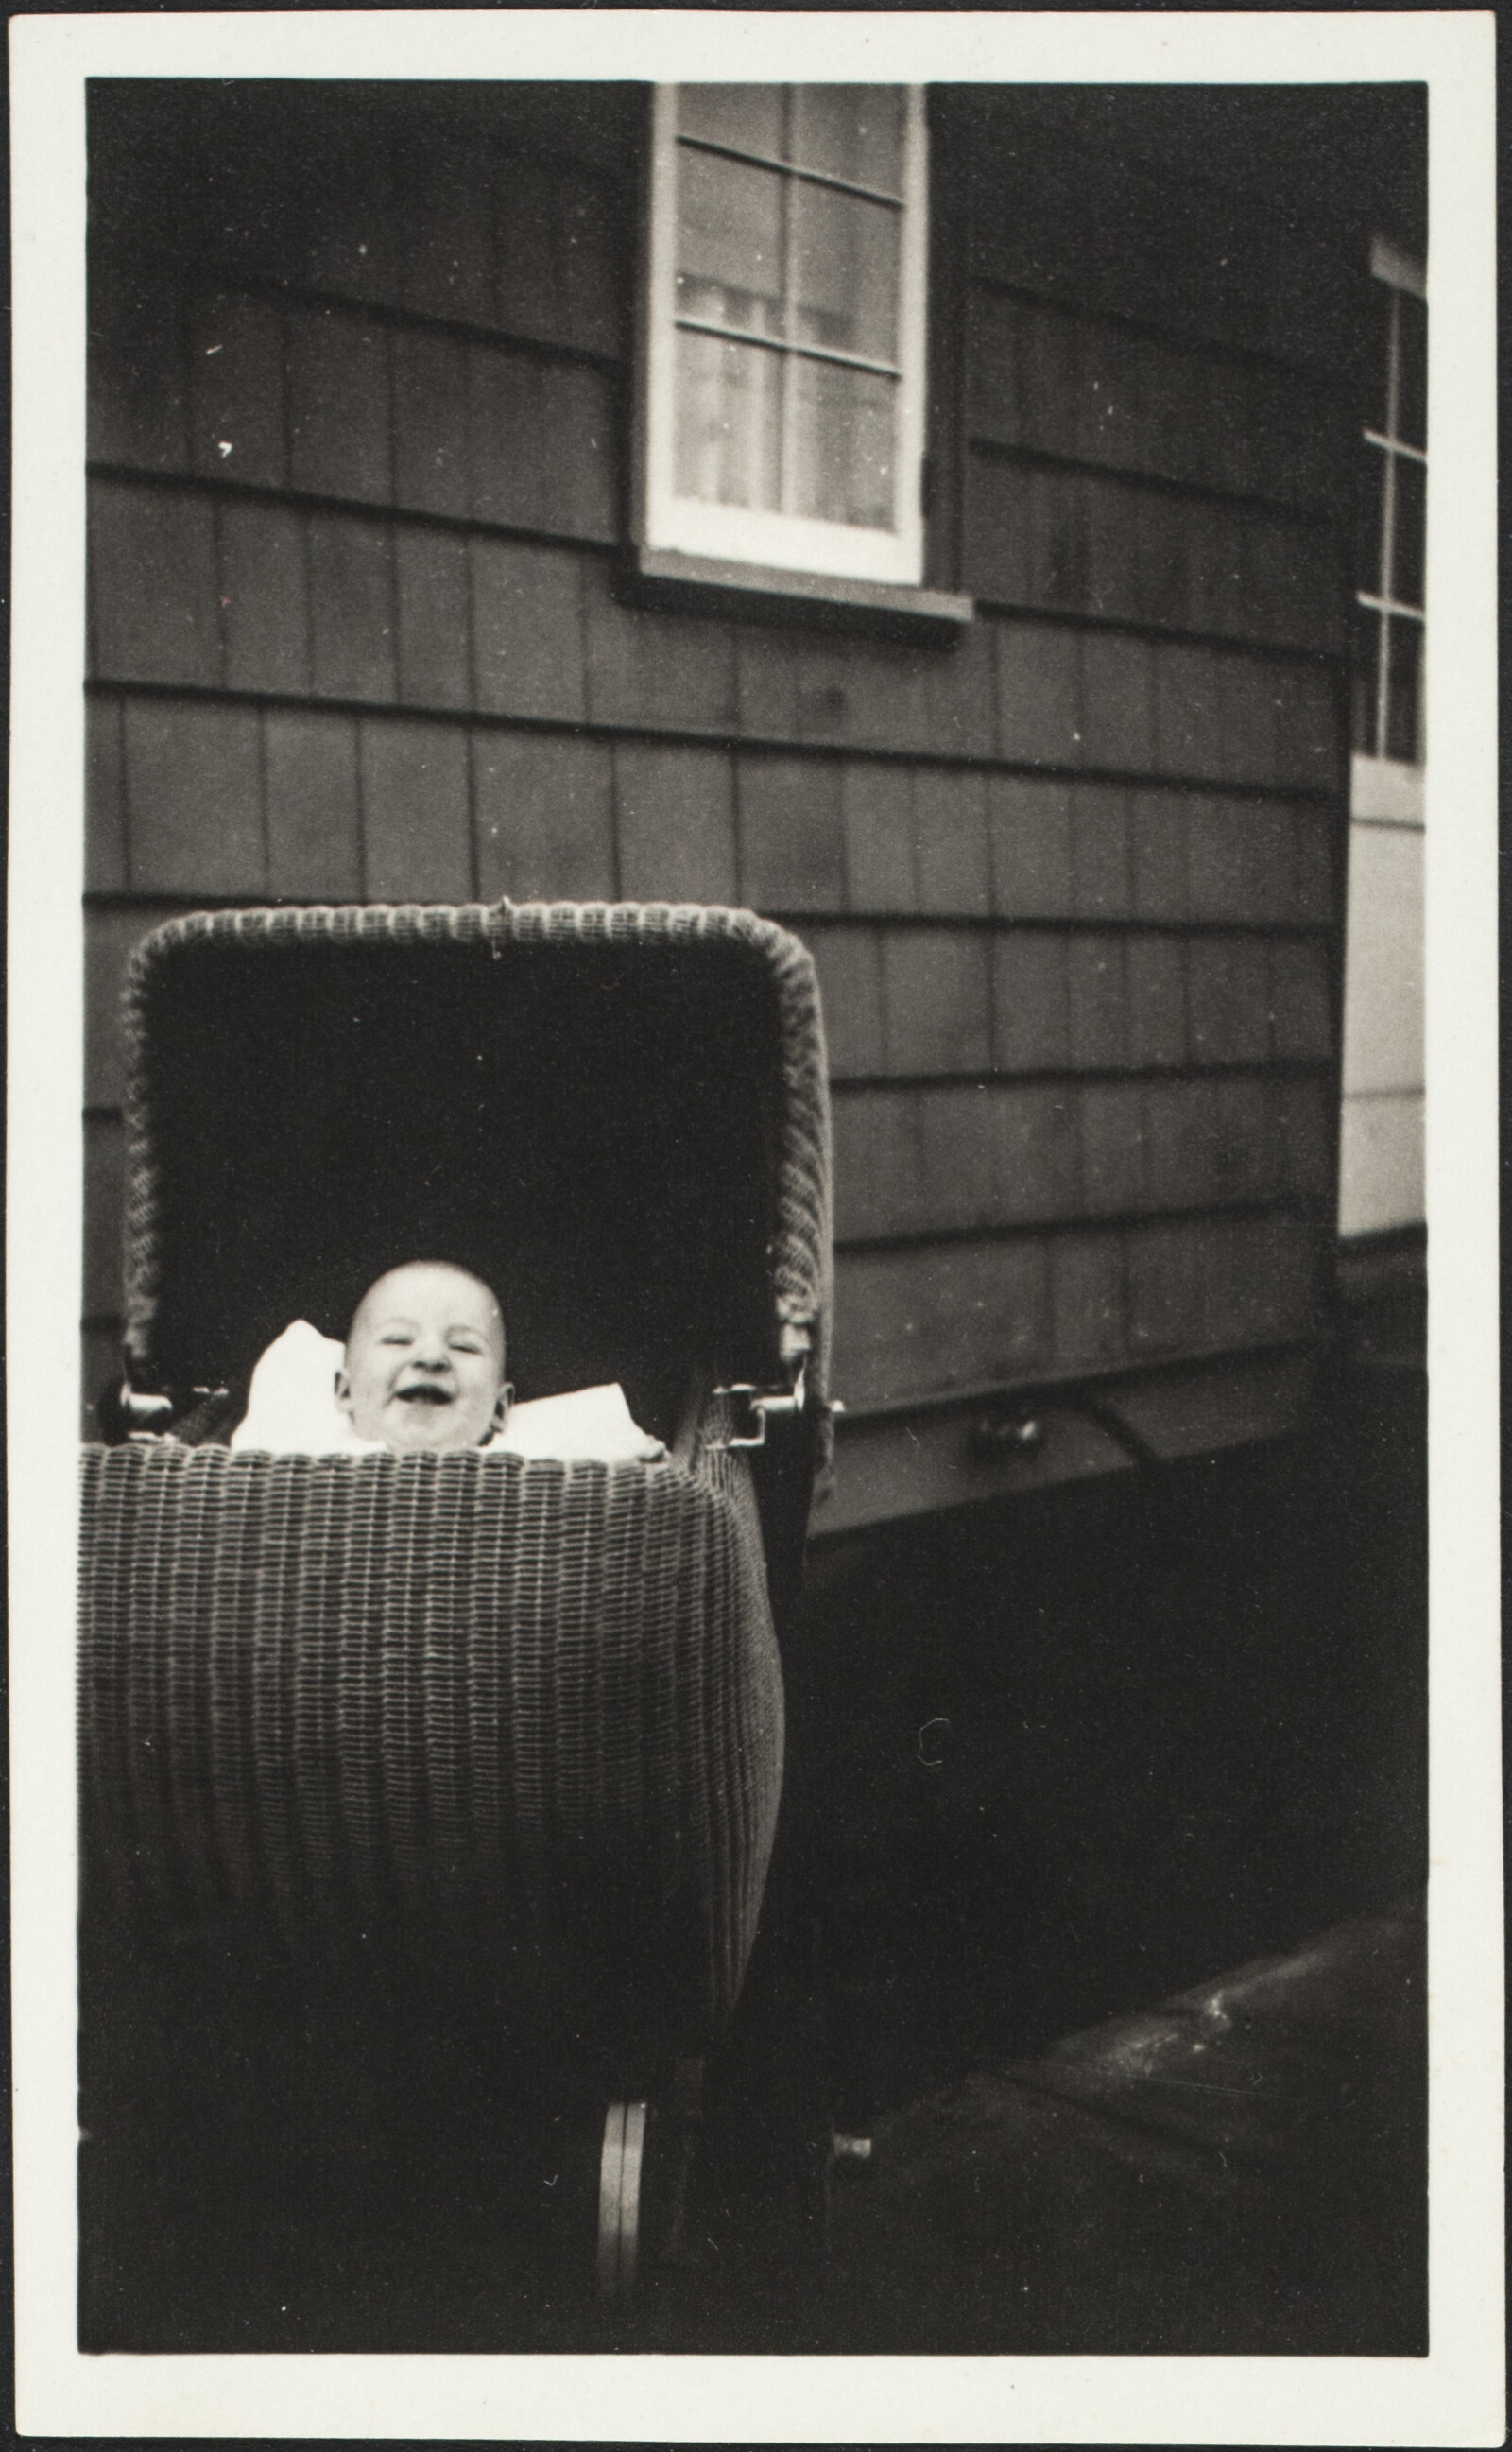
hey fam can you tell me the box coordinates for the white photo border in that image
[9,10,1502,2443]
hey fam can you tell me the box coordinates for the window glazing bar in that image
[676,131,903,211]
[1364,428,1428,466]
[1356,592,1425,622]
[675,316,902,380]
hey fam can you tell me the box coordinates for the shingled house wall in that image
[84,81,1362,1528]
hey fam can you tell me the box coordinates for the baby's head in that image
[336,1261,509,1454]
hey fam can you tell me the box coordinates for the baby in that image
[336,1260,511,1455]
[230,1259,665,1460]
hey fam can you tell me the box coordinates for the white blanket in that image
[230,1321,664,1461]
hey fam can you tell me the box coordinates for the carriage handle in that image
[711,1325,816,1451]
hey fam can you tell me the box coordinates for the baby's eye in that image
[380,1331,413,1347]
[449,1336,484,1354]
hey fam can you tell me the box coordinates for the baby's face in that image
[337,1263,507,1454]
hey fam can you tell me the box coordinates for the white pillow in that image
[230,1320,665,1462]
[231,1321,376,1453]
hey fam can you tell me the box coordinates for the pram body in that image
[78,900,833,2343]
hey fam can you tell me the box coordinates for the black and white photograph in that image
[9,9,1502,2443]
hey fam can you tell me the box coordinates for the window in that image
[638,84,929,588]
[1339,234,1426,1237]
[1351,235,1427,805]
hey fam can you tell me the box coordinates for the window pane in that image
[677,147,783,336]
[1351,604,1383,756]
[1397,291,1427,451]
[677,84,784,161]
[675,330,782,511]
[1384,617,1424,764]
[789,356,895,528]
[1392,454,1426,608]
[1354,444,1386,596]
[790,181,900,362]
[789,86,905,192]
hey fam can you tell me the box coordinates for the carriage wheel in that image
[596,2099,648,2305]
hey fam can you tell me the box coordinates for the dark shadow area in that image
[814,1899,1424,2356]
[792,1330,1426,2116]
[131,925,786,1434]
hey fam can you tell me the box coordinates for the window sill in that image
[621,545,974,645]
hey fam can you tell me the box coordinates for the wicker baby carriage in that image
[77,900,833,2346]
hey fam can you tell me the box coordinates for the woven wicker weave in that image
[119,901,833,1443]
[80,1429,782,2041]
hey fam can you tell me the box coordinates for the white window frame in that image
[1350,233,1427,821]
[1339,233,1427,1237]
[636,83,930,588]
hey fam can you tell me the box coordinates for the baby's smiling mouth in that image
[394,1382,453,1407]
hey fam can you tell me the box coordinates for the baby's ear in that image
[334,1367,353,1417]
[493,1381,514,1428]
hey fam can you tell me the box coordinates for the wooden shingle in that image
[467,350,617,542]
[1129,788,1189,921]
[1273,1076,1332,1201]
[123,699,264,895]
[994,620,1081,768]
[737,755,847,914]
[264,708,363,900]
[1050,1229,1128,1372]
[1070,782,1132,919]
[1078,1081,1145,1214]
[490,154,625,357]
[1268,939,1333,1062]
[399,143,497,330]
[1126,1219,1210,1355]
[997,1084,1081,1221]
[988,776,1076,917]
[88,268,189,474]
[1188,937,1272,1066]
[991,929,1071,1074]
[922,620,997,761]
[357,717,472,902]
[832,1090,927,1241]
[394,527,472,710]
[584,562,737,734]
[472,730,616,904]
[390,326,471,520]
[881,929,992,1076]
[1077,630,1156,771]
[89,482,220,689]
[799,925,886,1079]
[841,764,917,913]
[189,292,286,489]
[86,694,128,894]
[913,768,992,917]
[833,1237,1052,1408]
[219,501,311,697]
[613,741,738,906]
[470,537,584,722]
[839,640,934,758]
[83,1114,126,1321]
[919,1083,1008,1231]
[307,513,398,701]
[286,310,393,505]
[1066,934,1128,1070]
[1125,933,1188,1069]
